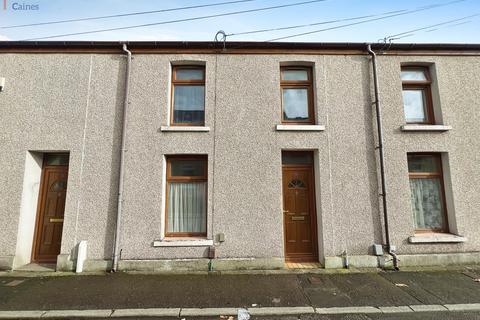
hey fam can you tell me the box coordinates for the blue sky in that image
[0,0,478,42]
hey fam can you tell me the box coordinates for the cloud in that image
[0,34,10,41]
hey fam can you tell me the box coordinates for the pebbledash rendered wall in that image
[0,43,479,272]
[0,53,123,270]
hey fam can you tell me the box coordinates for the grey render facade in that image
[0,41,479,272]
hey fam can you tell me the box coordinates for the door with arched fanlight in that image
[281,151,318,262]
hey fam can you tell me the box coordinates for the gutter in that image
[111,43,131,272]
[366,44,399,270]
[1,41,480,54]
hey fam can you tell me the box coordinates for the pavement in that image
[0,265,479,319]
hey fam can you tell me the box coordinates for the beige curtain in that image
[168,182,207,233]
[409,178,443,229]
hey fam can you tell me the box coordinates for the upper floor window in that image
[280,67,314,124]
[408,154,448,233]
[165,155,207,237]
[401,67,434,124]
[171,66,205,126]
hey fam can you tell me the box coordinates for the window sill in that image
[401,124,452,132]
[408,234,466,244]
[276,124,325,131]
[153,238,213,247]
[160,126,210,132]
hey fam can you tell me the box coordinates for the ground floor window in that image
[165,155,207,237]
[408,153,448,232]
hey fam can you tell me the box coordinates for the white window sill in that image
[401,125,452,132]
[408,234,466,244]
[160,126,210,132]
[276,124,325,131]
[153,239,214,247]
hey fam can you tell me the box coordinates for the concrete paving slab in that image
[0,311,45,319]
[300,273,419,307]
[380,271,480,305]
[180,308,238,316]
[111,308,180,317]
[315,306,381,314]
[409,304,447,312]
[378,306,413,313]
[248,306,315,315]
[367,312,480,320]
[42,309,113,318]
[444,303,480,311]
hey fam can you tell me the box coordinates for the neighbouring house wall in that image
[0,51,479,271]
[377,55,480,254]
[0,54,123,269]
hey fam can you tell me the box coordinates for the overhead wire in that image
[383,13,479,41]
[262,0,466,41]
[1,0,256,29]
[424,20,471,32]
[21,0,328,41]
[226,9,408,37]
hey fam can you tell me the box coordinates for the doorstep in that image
[14,263,55,272]
[285,262,322,269]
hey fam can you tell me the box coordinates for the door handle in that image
[49,218,64,223]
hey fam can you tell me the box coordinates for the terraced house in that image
[0,41,479,272]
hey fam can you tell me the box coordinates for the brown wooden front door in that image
[282,152,318,262]
[32,154,69,263]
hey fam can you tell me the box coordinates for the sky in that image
[0,0,478,43]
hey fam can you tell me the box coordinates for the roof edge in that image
[1,41,480,53]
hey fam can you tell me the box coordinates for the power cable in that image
[383,13,479,41]
[226,9,408,37]
[1,0,256,29]
[264,0,466,42]
[21,0,328,41]
[441,20,473,29]
[424,20,471,32]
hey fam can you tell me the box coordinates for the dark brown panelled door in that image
[282,151,318,262]
[32,154,69,263]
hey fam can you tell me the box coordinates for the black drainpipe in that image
[366,44,399,270]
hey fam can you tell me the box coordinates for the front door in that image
[32,154,69,263]
[282,151,318,262]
